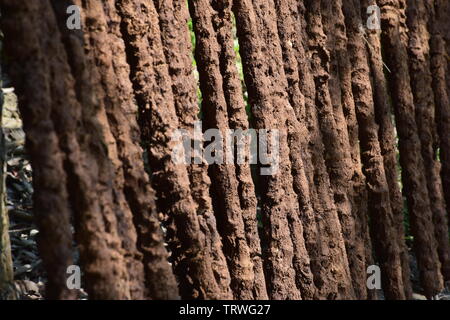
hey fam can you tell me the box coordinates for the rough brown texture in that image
[272,0,320,300]
[152,0,218,238]
[439,1,450,105]
[152,0,232,299]
[361,0,413,299]
[301,0,356,299]
[406,0,450,282]
[213,0,268,300]
[75,0,148,299]
[431,0,450,233]
[73,2,176,298]
[377,0,443,297]
[271,0,355,299]
[0,44,14,300]
[320,0,369,299]
[37,0,163,300]
[188,0,267,299]
[0,0,78,300]
[117,0,232,299]
[50,0,179,299]
[4,0,450,301]
[233,0,314,300]
[344,0,406,300]
[47,1,141,299]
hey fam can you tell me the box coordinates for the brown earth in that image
[213,0,268,300]
[406,0,450,282]
[344,0,406,300]
[1,0,450,301]
[431,0,450,233]
[321,0,369,299]
[116,0,232,299]
[361,0,413,299]
[301,0,356,299]
[377,0,443,298]
[232,0,314,300]
[0,0,76,300]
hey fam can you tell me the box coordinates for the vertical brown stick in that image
[320,0,369,299]
[116,0,232,299]
[343,0,407,300]
[0,0,77,300]
[152,0,218,235]
[213,0,268,300]
[377,0,443,297]
[233,0,317,300]
[274,0,359,300]
[431,0,450,232]
[302,0,358,299]
[272,0,321,300]
[361,0,413,299]
[273,0,356,299]
[406,0,450,282]
[188,0,267,299]
[152,0,233,298]
[0,55,14,299]
[51,0,179,299]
